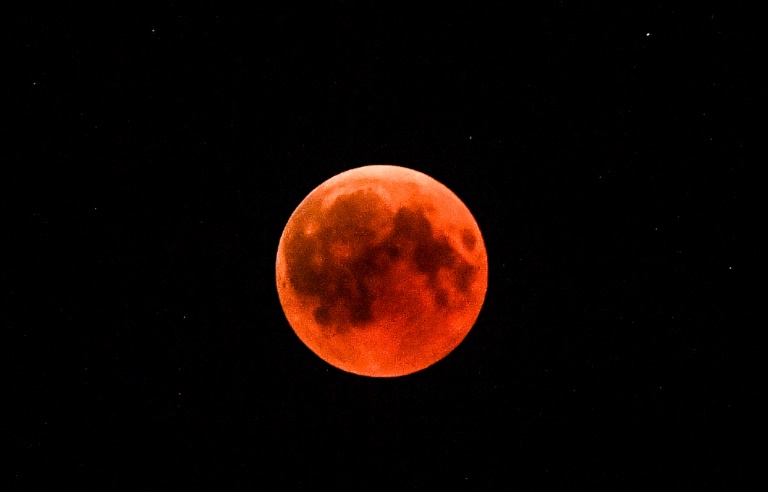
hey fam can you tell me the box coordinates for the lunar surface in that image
[276,165,488,377]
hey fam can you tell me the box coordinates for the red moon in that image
[276,165,488,377]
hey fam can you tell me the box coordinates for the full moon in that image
[276,165,488,377]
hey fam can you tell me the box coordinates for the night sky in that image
[7,2,756,489]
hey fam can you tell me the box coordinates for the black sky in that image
[6,2,757,490]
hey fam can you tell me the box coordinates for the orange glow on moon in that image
[275,165,488,377]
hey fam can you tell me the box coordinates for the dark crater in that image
[284,191,477,329]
